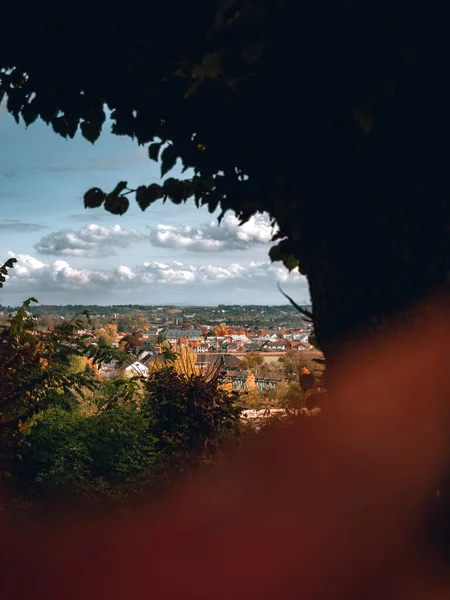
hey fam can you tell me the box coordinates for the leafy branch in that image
[0,257,17,288]
[277,283,313,321]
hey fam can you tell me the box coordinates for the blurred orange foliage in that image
[2,303,450,599]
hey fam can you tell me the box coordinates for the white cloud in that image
[3,252,307,300]
[149,212,278,252]
[116,265,135,280]
[34,224,145,258]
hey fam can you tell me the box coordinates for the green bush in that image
[143,367,242,465]
[16,404,157,502]
[17,408,100,499]
[85,403,156,486]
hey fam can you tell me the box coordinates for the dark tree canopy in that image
[2,0,450,357]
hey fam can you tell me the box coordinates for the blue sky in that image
[0,103,309,306]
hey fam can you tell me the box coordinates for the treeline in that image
[0,304,312,318]
[7,305,169,318]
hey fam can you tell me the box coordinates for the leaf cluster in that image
[143,367,241,463]
[17,400,157,503]
[0,299,127,428]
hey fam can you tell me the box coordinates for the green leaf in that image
[80,120,101,144]
[111,181,128,196]
[0,257,17,287]
[51,116,70,138]
[136,184,164,211]
[21,101,39,127]
[104,194,130,215]
[4,258,17,269]
[148,142,163,162]
[84,188,106,209]
[161,145,177,177]
[283,254,300,271]
[6,92,21,124]
[162,178,186,204]
[269,245,300,272]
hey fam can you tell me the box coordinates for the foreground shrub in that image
[16,404,157,505]
[143,367,242,468]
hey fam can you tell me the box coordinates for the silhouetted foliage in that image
[143,367,241,467]
[0,258,16,288]
[3,1,450,356]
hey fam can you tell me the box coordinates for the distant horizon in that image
[0,302,312,309]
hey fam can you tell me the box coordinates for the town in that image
[0,302,319,391]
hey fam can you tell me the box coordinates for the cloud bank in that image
[3,252,307,298]
[149,213,278,252]
[35,224,145,258]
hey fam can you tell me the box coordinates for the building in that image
[195,353,242,376]
[261,340,287,352]
[124,361,149,378]
[163,328,203,345]
[230,334,250,343]
[196,343,211,353]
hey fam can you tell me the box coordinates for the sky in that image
[0,102,309,306]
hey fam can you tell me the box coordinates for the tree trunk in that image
[302,196,450,556]
[304,197,450,375]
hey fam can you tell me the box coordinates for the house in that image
[293,333,310,343]
[98,360,121,379]
[264,329,281,339]
[164,328,203,345]
[230,334,250,344]
[196,343,211,353]
[146,328,161,337]
[255,335,279,344]
[291,341,310,351]
[195,353,242,376]
[134,342,147,355]
[137,348,157,364]
[224,342,243,353]
[245,342,262,353]
[184,335,202,343]
[124,361,149,378]
[261,340,287,352]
